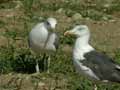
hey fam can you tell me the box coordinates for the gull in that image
[64,25,120,90]
[28,17,59,73]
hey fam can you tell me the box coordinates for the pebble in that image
[72,13,83,20]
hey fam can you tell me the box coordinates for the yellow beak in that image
[64,31,74,36]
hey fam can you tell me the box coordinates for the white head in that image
[46,17,57,29]
[64,25,91,45]
[64,25,94,60]
[64,25,90,38]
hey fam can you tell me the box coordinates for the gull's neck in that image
[73,35,94,60]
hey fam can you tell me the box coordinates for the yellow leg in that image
[35,59,40,73]
[94,84,97,90]
[47,55,50,73]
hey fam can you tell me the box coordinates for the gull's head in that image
[64,25,90,38]
[46,17,57,29]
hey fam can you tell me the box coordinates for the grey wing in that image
[83,51,120,82]
[53,33,59,50]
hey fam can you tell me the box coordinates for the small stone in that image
[39,17,44,21]
[102,16,108,21]
[37,82,47,90]
[72,13,83,20]
[104,4,110,8]
[109,19,116,22]
[56,8,64,13]
[14,1,23,9]
[38,82,45,86]
[85,17,91,20]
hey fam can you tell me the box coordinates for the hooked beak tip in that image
[64,31,69,36]
[64,31,74,36]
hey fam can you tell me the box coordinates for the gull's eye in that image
[46,21,50,26]
[75,26,84,31]
[78,27,84,31]
[45,21,52,29]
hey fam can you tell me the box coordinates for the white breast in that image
[73,37,98,80]
[73,45,94,60]
[29,23,48,53]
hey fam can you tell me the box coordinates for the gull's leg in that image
[42,53,46,72]
[94,84,97,90]
[31,51,40,73]
[35,58,40,73]
[47,55,50,73]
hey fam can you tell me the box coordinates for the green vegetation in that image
[0,0,120,90]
